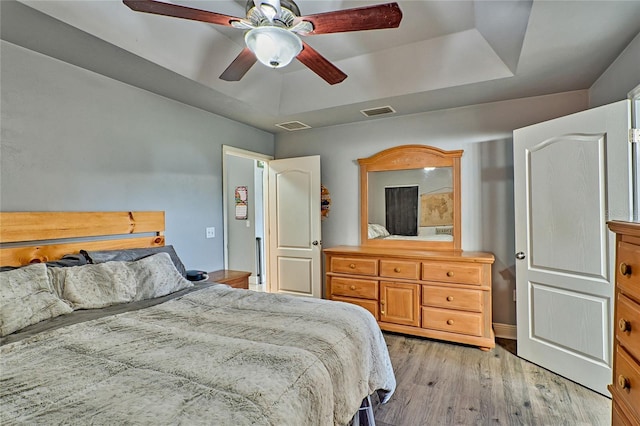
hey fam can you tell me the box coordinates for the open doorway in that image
[222,146,273,290]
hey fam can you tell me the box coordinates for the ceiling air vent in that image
[275,121,312,131]
[361,105,396,118]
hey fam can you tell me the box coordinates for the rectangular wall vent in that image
[361,105,396,117]
[275,121,312,131]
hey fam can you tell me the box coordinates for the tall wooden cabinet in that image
[608,221,640,426]
[325,246,495,350]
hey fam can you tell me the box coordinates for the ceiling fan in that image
[122,0,402,85]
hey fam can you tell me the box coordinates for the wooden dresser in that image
[207,269,251,289]
[324,246,495,350]
[608,221,640,426]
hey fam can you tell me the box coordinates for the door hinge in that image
[630,128,640,144]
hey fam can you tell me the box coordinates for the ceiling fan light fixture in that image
[245,27,302,68]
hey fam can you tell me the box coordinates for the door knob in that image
[312,240,320,246]
[515,252,526,260]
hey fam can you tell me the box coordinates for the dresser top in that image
[608,220,640,237]
[323,245,495,263]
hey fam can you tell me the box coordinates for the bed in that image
[367,223,453,241]
[0,211,395,425]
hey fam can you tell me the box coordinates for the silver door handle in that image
[515,252,526,260]
[312,240,320,246]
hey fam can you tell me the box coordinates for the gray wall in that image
[0,41,275,272]
[275,90,590,326]
[225,155,257,275]
[589,32,640,107]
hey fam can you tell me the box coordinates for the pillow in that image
[59,253,193,309]
[0,263,73,336]
[129,252,193,301]
[81,245,187,277]
[0,253,88,272]
[368,223,390,239]
[60,261,138,309]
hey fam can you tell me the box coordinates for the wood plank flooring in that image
[374,333,611,426]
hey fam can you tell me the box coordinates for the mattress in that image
[0,285,396,425]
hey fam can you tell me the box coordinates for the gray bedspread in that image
[0,286,396,425]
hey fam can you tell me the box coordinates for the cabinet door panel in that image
[380,281,420,327]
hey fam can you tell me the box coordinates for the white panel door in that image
[268,156,321,298]
[514,100,631,395]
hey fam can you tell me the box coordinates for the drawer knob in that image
[618,318,631,332]
[394,267,401,273]
[349,285,356,290]
[620,262,631,276]
[446,271,454,277]
[446,319,454,325]
[618,374,630,390]
[380,300,385,305]
[349,263,356,269]
[446,296,454,302]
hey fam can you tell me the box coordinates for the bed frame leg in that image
[353,395,375,426]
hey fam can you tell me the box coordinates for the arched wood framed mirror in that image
[359,145,463,251]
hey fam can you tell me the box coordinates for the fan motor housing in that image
[246,0,301,16]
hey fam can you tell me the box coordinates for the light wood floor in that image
[374,333,611,426]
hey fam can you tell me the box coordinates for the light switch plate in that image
[206,227,215,238]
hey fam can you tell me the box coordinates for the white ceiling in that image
[3,0,640,133]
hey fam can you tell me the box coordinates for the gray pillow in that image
[60,253,193,309]
[0,253,88,272]
[129,252,193,301]
[0,263,73,336]
[81,245,187,277]
[60,261,138,309]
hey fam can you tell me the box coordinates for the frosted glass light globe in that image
[245,27,302,68]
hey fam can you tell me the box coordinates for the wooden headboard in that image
[0,211,165,267]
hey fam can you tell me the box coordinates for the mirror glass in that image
[359,145,462,250]
[367,167,454,242]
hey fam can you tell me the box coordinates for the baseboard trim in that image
[493,323,517,340]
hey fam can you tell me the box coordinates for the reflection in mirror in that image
[367,167,454,242]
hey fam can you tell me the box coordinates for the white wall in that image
[0,41,275,272]
[275,90,589,326]
[589,32,640,107]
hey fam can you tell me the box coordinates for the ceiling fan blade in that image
[219,48,258,81]
[297,2,402,35]
[123,0,240,27]
[296,42,347,85]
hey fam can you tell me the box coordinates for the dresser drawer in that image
[611,399,634,426]
[613,346,640,416]
[330,257,378,276]
[330,277,378,300]
[332,296,379,320]
[422,285,483,312]
[380,259,421,280]
[617,293,640,361]
[618,241,640,303]
[421,306,483,336]
[422,261,483,285]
